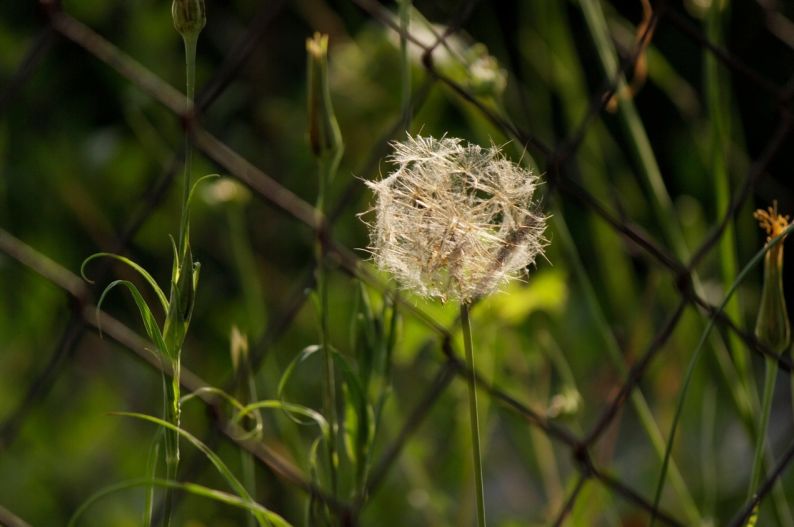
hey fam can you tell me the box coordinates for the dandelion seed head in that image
[364,135,547,303]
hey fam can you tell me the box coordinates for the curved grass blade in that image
[181,386,262,441]
[277,345,322,426]
[96,280,168,357]
[67,478,291,527]
[112,412,273,527]
[82,253,168,313]
[650,223,794,526]
[233,400,330,442]
[179,173,221,240]
[181,386,247,411]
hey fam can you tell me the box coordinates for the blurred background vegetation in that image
[0,0,793,525]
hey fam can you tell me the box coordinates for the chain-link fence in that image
[1,0,793,525]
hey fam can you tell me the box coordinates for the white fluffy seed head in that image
[364,135,547,303]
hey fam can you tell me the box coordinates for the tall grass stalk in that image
[749,357,777,498]
[705,0,752,399]
[461,304,486,527]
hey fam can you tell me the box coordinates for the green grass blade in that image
[277,345,323,426]
[705,0,749,382]
[68,478,291,527]
[233,400,330,441]
[112,412,273,527]
[96,279,168,357]
[181,386,246,411]
[577,0,687,258]
[82,253,168,313]
[143,437,160,527]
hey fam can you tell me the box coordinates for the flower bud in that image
[754,202,791,354]
[163,241,200,355]
[172,0,206,40]
[306,33,343,162]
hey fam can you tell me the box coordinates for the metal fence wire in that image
[0,0,793,525]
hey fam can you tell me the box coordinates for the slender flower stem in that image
[179,33,198,248]
[317,159,339,497]
[162,356,181,526]
[749,357,776,499]
[398,0,411,128]
[161,25,198,527]
[461,303,486,527]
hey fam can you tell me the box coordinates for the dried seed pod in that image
[365,135,547,303]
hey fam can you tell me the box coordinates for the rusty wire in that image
[0,0,792,525]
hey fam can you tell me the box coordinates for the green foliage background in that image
[0,0,792,525]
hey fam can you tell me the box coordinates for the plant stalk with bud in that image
[307,32,344,500]
[81,2,206,525]
[748,202,790,503]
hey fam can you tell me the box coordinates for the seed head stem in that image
[461,303,486,527]
[317,160,339,497]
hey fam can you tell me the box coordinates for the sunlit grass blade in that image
[67,478,292,527]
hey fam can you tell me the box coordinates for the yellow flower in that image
[753,201,790,354]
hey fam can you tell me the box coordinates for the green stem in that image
[749,357,776,500]
[316,160,338,497]
[460,303,486,527]
[789,380,794,438]
[162,356,181,527]
[162,28,196,527]
[700,384,717,520]
[240,449,257,527]
[398,0,411,128]
[706,0,750,389]
[179,33,198,249]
